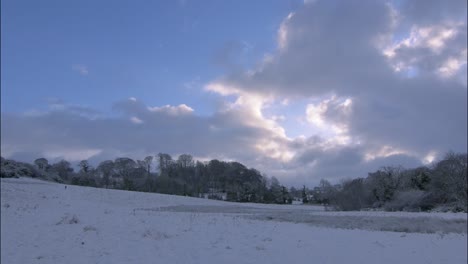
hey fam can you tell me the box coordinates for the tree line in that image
[301,152,467,212]
[1,152,466,211]
[0,153,293,204]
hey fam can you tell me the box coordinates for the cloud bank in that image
[2,0,466,186]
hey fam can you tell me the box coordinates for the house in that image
[200,188,227,200]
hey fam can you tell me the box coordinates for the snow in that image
[1,177,467,264]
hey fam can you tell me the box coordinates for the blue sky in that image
[2,0,302,115]
[1,0,467,186]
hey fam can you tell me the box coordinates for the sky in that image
[1,0,467,186]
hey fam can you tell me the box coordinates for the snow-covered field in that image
[1,177,467,264]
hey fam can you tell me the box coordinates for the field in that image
[1,177,467,264]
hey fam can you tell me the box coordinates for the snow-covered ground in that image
[1,177,467,264]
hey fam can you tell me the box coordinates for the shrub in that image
[333,178,371,211]
[384,190,426,211]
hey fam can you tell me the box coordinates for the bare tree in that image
[144,156,153,176]
[157,153,172,176]
[78,160,91,174]
[317,179,336,205]
[177,154,194,168]
[366,166,403,206]
[431,152,467,210]
[97,160,114,188]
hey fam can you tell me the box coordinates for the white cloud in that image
[205,82,240,96]
[72,64,89,76]
[147,104,194,115]
[306,100,328,128]
[130,116,144,124]
[438,52,467,77]
[277,12,294,51]
[383,22,466,77]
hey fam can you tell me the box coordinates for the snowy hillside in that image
[1,177,467,264]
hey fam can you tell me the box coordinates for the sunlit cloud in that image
[364,145,407,162]
[423,150,438,164]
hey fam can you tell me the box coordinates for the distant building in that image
[292,200,303,205]
[200,188,227,200]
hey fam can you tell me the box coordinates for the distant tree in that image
[177,154,194,168]
[97,160,115,188]
[157,153,173,176]
[1,158,36,178]
[137,160,146,169]
[5,149,467,210]
[281,186,291,204]
[51,160,73,181]
[289,186,298,197]
[114,157,137,178]
[400,166,431,191]
[333,178,369,211]
[430,152,467,211]
[207,159,225,190]
[78,160,91,174]
[269,177,283,203]
[316,179,336,204]
[34,158,49,171]
[302,185,309,203]
[141,176,156,192]
[71,176,80,185]
[122,177,135,191]
[366,166,403,207]
[194,161,207,196]
[144,156,153,176]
